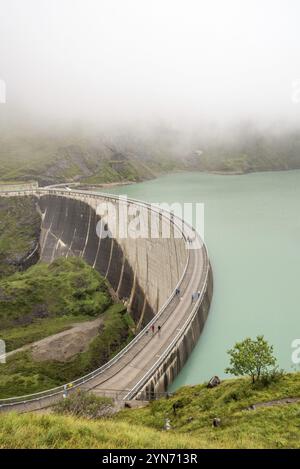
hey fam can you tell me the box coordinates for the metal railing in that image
[124,243,209,400]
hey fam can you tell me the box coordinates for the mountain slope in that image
[0,373,299,448]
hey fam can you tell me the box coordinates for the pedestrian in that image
[191,293,195,303]
[175,288,180,297]
[151,324,155,334]
[197,290,201,299]
[63,384,68,399]
[164,418,171,431]
[158,325,161,336]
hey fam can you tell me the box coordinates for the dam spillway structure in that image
[0,188,213,412]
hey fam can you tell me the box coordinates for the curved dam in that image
[0,188,213,412]
[37,192,188,327]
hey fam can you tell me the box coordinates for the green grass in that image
[0,373,300,448]
[0,303,134,398]
[0,412,200,449]
[115,372,300,448]
[0,257,112,336]
[0,256,135,398]
[0,314,92,351]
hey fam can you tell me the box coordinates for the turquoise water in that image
[103,170,300,387]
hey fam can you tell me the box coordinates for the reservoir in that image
[103,170,300,387]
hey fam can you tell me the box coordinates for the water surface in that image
[103,170,300,387]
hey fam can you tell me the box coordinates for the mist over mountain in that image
[1,0,300,183]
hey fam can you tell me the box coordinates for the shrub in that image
[259,367,285,387]
[55,390,114,419]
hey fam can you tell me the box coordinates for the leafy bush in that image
[259,367,285,387]
[55,390,114,419]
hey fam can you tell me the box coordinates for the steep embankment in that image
[0,257,134,398]
[0,373,300,448]
[0,257,112,349]
[0,197,40,277]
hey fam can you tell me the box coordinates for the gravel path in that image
[5,316,104,362]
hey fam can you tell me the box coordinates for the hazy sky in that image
[1,0,300,129]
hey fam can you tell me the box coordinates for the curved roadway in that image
[0,189,209,411]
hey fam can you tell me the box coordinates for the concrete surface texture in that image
[37,193,188,327]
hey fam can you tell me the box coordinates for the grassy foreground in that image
[116,372,300,449]
[0,413,200,449]
[0,373,300,448]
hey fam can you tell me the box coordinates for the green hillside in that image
[0,373,299,448]
[0,258,112,329]
[2,128,300,187]
[0,134,160,186]
[0,257,134,398]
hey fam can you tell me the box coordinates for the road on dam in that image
[0,188,211,412]
[82,238,205,399]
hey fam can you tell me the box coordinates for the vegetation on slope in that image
[116,372,300,448]
[2,127,300,186]
[0,256,134,398]
[0,373,299,448]
[55,390,115,419]
[0,135,158,186]
[0,302,133,398]
[0,412,199,449]
[0,257,134,398]
[0,197,40,277]
[0,257,112,348]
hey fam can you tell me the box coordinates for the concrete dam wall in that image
[37,193,188,327]
[0,188,212,411]
[133,266,213,400]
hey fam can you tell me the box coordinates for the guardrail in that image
[0,188,203,408]
[124,244,209,400]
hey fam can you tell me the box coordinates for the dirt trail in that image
[6,316,104,362]
[247,397,300,410]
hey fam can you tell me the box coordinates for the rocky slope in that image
[0,197,40,277]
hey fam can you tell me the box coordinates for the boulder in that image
[207,376,221,388]
[212,417,221,428]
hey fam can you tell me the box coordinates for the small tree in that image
[225,335,276,384]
